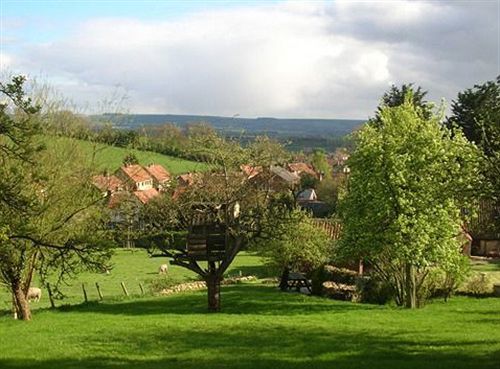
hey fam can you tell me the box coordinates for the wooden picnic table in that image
[279,269,312,293]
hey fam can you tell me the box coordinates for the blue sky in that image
[3,1,270,43]
[1,0,498,118]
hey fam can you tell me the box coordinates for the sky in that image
[1,0,499,119]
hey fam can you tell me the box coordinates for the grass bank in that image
[0,285,498,369]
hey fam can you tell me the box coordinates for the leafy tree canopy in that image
[370,83,434,126]
[338,93,480,308]
[0,76,112,320]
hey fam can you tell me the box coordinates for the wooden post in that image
[46,283,56,308]
[120,281,129,297]
[96,282,103,301]
[82,283,88,303]
[139,282,145,295]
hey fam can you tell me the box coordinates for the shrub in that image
[322,281,357,301]
[256,210,333,275]
[356,276,394,305]
[325,265,358,285]
[419,261,470,303]
[464,273,492,297]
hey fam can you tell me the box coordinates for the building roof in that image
[145,164,171,183]
[92,175,123,192]
[133,188,160,204]
[178,173,197,186]
[297,188,317,202]
[270,165,300,184]
[287,162,318,178]
[241,164,262,179]
[120,164,152,183]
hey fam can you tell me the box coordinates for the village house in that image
[297,188,317,202]
[116,164,154,191]
[241,164,299,192]
[469,200,500,257]
[92,163,173,208]
[296,188,330,218]
[145,163,171,191]
[178,172,197,187]
[91,174,124,197]
[329,148,350,174]
[241,164,262,180]
[287,162,320,180]
[270,165,300,188]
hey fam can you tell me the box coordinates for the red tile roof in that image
[120,164,152,183]
[145,164,171,183]
[241,164,262,179]
[287,162,318,177]
[92,175,123,192]
[133,188,160,204]
[178,173,196,186]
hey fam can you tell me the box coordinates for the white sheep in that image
[158,264,169,274]
[27,287,42,302]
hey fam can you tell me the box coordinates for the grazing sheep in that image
[158,264,169,274]
[27,287,42,302]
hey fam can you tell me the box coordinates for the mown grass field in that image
[0,250,270,310]
[0,287,499,369]
[42,135,208,174]
[0,251,499,369]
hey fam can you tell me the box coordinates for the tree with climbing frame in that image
[144,134,294,311]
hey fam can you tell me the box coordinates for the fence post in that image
[120,281,129,297]
[82,283,88,303]
[96,282,103,301]
[139,282,145,296]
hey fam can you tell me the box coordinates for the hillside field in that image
[43,135,208,174]
[0,251,499,369]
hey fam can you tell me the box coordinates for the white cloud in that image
[0,53,14,70]
[8,0,499,118]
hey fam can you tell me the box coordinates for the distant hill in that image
[93,113,364,138]
[43,135,208,174]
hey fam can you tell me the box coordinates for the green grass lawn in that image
[42,135,208,174]
[0,250,270,310]
[0,250,500,369]
[1,252,498,369]
[0,286,499,369]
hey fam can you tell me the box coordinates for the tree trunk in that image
[206,272,221,312]
[12,294,18,319]
[12,279,31,321]
[404,262,417,309]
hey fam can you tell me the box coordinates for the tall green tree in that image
[370,83,433,126]
[338,94,480,308]
[447,76,499,152]
[311,149,332,179]
[0,76,112,320]
[447,77,499,235]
